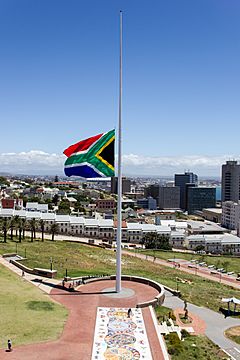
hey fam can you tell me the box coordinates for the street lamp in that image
[15,243,18,254]
[176,278,179,292]
[50,257,53,271]
[195,264,198,276]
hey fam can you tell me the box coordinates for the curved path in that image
[164,290,240,360]
[0,280,165,360]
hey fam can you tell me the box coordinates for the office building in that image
[222,160,240,202]
[187,187,216,215]
[111,177,131,194]
[158,186,180,209]
[175,172,198,210]
[144,184,159,200]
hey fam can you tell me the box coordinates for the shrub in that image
[169,311,176,321]
[165,332,183,355]
[181,329,190,338]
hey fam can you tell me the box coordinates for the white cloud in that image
[0,150,238,176]
[0,150,65,174]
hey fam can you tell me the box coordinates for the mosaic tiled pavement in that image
[91,307,153,360]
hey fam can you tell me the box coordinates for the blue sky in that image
[1,0,240,176]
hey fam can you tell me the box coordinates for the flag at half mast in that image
[63,129,115,178]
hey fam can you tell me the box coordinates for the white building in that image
[187,220,228,235]
[185,234,240,255]
[221,201,240,230]
[0,209,232,248]
[26,202,48,213]
[170,230,186,248]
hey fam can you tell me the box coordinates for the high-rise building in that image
[187,187,216,215]
[158,186,180,209]
[174,172,198,210]
[111,177,131,194]
[144,184,159,200]
[221,161,240,202]
[221,201,240,230]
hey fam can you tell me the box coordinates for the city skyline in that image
[0,150,239,177]
[1,1,240,176]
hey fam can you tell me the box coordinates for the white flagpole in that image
[116,10,122,293]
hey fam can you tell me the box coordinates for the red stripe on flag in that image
[63,133,103,158]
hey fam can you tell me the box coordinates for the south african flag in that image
[63,129,115,178]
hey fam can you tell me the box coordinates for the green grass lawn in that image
[165,333,227,360]
[225,326,240,345]
[135,248,240,274]
[0,238,239,314]
[154,304,175,322]
[0,263,68,349]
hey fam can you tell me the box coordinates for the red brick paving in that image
[174,308,206,335]
[0,280,165,360]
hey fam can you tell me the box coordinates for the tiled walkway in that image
[0,279,167,360]
[92,307,152,359]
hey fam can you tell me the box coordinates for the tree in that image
[54,175,59,182]
[74,202,86,213]
[29,218,36,242]
[195,245,205,252]
[142,232,156,249]
[9,218,15,240]
[22,218,27,239]
[18,219,23,243]
[39,219,45,242]
[1,218,9,243]
[50,223,58,241]
[0,176,10,186]
[52,194,59,206]
[13,215,20,236]
[142,232,171,250]
[222,261,230,273]
[58,199,71,214]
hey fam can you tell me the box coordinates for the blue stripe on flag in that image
[64,165,103,178]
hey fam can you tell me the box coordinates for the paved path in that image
[164,290,240,360]
[174,307,206,334]
[0,256,59,294]
[0,269,167,360]
[92,307,153,359]
[123,250,240,290]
